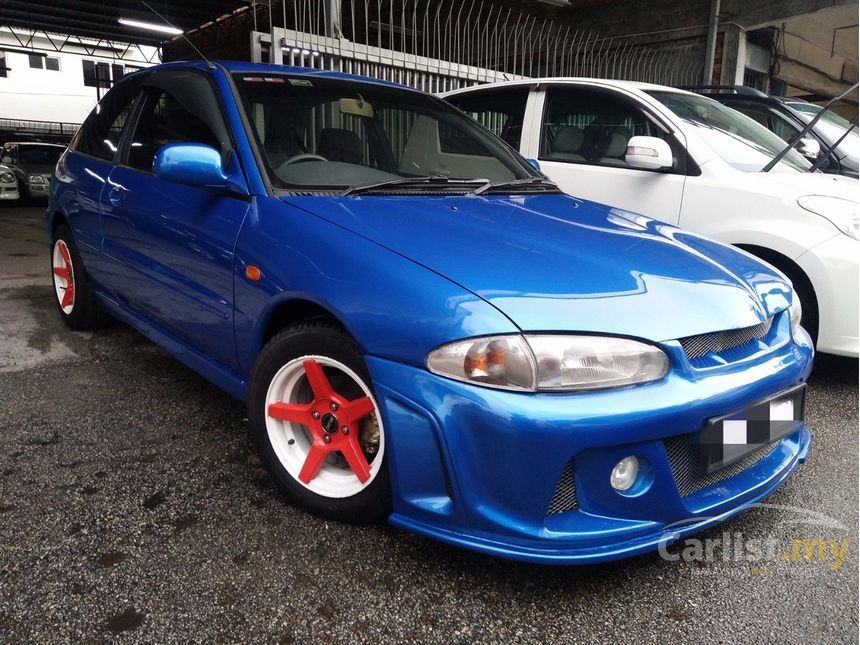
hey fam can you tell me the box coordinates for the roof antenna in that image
[140,0,214,67]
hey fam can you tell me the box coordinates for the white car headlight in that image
[427,334,669,392]
[788,294,802,339]
[797,195,858,240]
[0,171,14,184]
[28,174,47,185]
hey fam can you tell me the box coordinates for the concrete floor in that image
[1,203,857,643]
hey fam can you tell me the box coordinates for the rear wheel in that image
[248,321,390,522]
[51,224,105,330]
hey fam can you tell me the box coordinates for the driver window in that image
[126,88,221,172]
[541,87,666,168]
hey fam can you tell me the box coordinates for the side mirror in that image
[154,143,228,189]
[625,136,674,171]
[527,158,541,171]
[1,156,13,165]
[795,137,821,160]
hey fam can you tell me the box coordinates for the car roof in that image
[125,60,420,93]
[441,77,700,98]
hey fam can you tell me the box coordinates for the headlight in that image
[0,171,13,183]
[28,174,47,185]
[788,294,802,339]
[427,334,669,392]
[797,195,858,240]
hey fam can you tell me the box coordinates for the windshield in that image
[646,91,812,172]
[17,145,63,166]
[233,74,536,191]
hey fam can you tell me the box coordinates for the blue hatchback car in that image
[49,61,813,564]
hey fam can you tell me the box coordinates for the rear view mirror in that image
[625,136,674,171]
[339,98,374,118]
[795,137,821,160]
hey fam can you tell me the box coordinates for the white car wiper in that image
[470,177,560,195]
[341,175,487,196]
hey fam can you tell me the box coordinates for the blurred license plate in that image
[698,384,806,474]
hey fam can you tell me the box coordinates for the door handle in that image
[107,186,126,207]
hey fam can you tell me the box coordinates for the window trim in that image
[445,84,536,152]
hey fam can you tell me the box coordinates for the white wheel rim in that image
[264,355,385,498]
[52,239,75,314]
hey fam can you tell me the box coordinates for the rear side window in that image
[446,88,529,150]
[73,77,143,161]
[540,87,666,168]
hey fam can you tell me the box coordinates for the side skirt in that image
[94,291,248,402]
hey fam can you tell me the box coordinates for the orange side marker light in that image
[245,264,262,282]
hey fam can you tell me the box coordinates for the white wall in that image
[0,28,158,125]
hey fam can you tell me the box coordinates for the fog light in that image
[610,456,639,491]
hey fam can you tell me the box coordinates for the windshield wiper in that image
[470,177,559,195]
[808,113,859,172]
[762,82,858,172]
[341,175,487,196]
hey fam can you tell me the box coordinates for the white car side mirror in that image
[795,137,821,160]
[625,136,674,171]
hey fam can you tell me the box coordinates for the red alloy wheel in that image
[264,356,384,498]
[52,239,75,313]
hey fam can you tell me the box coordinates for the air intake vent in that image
[546,460,579,516]
[678,317,774,362]
[664,434,777,498]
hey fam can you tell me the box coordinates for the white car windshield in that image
[646,91,812,173]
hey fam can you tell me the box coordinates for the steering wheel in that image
[283,153,328,165]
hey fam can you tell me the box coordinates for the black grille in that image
[436,441,455,500]
[679,317,773,361]
[664,434,778,498]
[546,460,579,516]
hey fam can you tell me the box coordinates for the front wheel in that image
[248,321,391,523]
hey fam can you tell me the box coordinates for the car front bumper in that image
[797,232,858,357]
[27,182,50,197]
[0,184,19,200]
[367,318,814,564]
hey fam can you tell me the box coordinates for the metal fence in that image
[251,0,705,91]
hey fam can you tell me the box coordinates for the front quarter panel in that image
[232,196,519,375]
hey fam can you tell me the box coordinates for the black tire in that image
[248,321,391,523]
[51,223,106,330]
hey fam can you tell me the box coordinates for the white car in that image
[0,164,20,201]
[443,79,858,357]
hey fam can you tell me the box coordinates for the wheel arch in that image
[47,209,70,238]
[257,295,361,355]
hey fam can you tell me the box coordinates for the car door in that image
[57,75,144,283]
[525,85,687,224]
[101,69,250,371]
[445,85,534,156]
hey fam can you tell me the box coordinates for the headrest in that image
[552,125,584,153]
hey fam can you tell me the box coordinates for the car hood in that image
[19,163,55,175]
[282,193,791,342]
[753,171,858,199]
